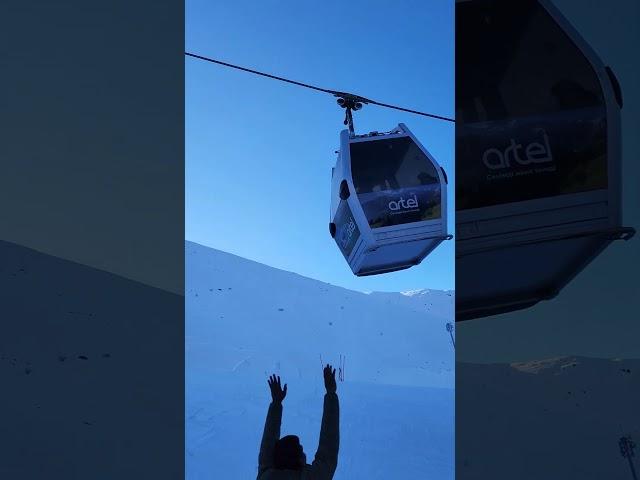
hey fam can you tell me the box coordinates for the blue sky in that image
[186,0,454,292]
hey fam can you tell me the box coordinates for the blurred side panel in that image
[456,0,640,478]
[0,0,184,478]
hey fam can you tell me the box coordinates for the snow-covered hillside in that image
[1,240,183,479]
[186,240,455,480]
[457,356,640,480]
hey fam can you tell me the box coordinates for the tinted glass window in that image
[350,136,442,228]
[456,0,608,210]
[456,0,603,123]
[351,136,439,195]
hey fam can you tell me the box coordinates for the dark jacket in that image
[257,393,339,480]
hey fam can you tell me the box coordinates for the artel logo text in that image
[389,194,419,212]
[482,129,553,170]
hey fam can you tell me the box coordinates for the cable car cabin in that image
[455,0,635,320]
[330,124,450,276]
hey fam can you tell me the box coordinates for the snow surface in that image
[457,356,640,480]
[186,240,455,480]
[1,240,183,479]
[6,238,636,479]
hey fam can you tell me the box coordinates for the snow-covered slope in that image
[0,240,183,479]
[457,356,640,480]
[186,240,454,480]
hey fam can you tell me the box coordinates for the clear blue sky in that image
[186,0,454,292]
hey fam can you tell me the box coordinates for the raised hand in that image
[323,364,337,393]
[268,374,287,404]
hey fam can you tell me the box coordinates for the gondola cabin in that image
[330,124,450,276]
[455,0,634,320]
